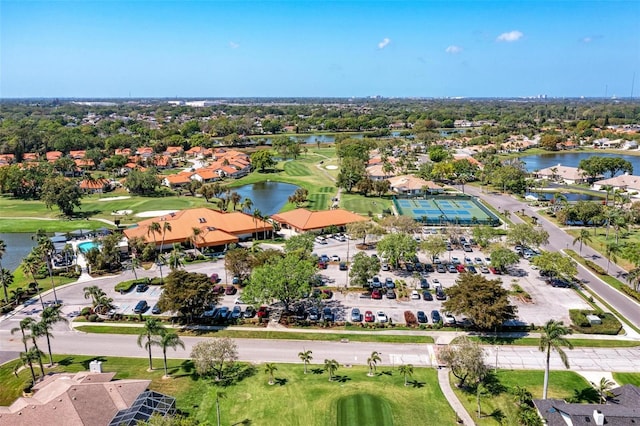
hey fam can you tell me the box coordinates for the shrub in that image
[149,277,164,285]
[569,309,590,328]
[87,314,99,322]
[569,309,622,335]
[620,286,640,303]
[404,310,417,325]
[585,260,606,275]
[115,278,148,292]
[80,307,92,317]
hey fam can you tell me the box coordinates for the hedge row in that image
[584,260,606,275]
[620,286,640,303]
[569,309,622,335]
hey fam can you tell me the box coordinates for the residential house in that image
[149,154,173,169]
[79,178,113,194]
[74,158,96,170]
[0,154,15,166]
[387,175,442,195]
[366,163,398,181]
[534,384,640,426]
[593,173,640,199]
[533,164,590,185]
[271,208,368,233]
[185,146,213,158]
[22,152,39,162]
[164,146,184,157]
[114,148,132,157]
[162,171,194,189]
[69,150,86,159]
[45,151,63,162]
[0,369,175,426]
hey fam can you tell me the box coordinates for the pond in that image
[233,181,299,216]
[0,232,37,272]
[525,192,603,202]
[521,152,640,176]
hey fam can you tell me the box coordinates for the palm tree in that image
[83,285,105,309]
[242,197,253,213]
[137,318,166,371]
[27,321,46,378]
[18,347,41,384]
[592,377,615,404]
[188,227,203,250]
[168,244,185,271]
[264,363,277,385]
[130,256,141,280]
[367,351,381,376]
[605,242,620,274]
[627,267,640,292]
[0,239,8,303]
[539,319,573,399]
[147,222,161,270]
[298,349,313,374]
[476,382,489,418]
[0,268,14,305]
[572,229,592,255]
[230,191,242,211]
[22,252,44,309]
[252,209,263,240]
[39,305,68,366]
[37,237,59,304]
[11,317,35,353]
[152,330,185,377]
[158,221,172,282]
[398,364,414,386]
[324,359,339,382]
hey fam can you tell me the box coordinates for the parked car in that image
[225,285,237,295]
[447,264,458,273]
[308,308,320,321]
[133,300,148,314]
[385,278,395,289]
[376,311,388,323]
[385,289,396,299]
[467,265,477,274]
[210,273,220,283]
[371,276,382,288]
[451,257,460,265]
[444,313,456,325]
[318,261,328,269]
[216,307,230,320]
[422,291,433,301]
[315,236,328,244]
[212,285,225,295]
[151,304,161,314]
[339,262,348,271]
[257,306,269,318]
[414,262,423,272]
[489,266,500,274]
[424,263,434,272]
[320,254,330,263]
[330,255,341,262]
[405,262,414,272]
[435,288,446,300]
[364,310,375,322]
[420,278,429,289]
[430,310,441,323]
[136,284,149,293]
[433,256,442,264]
[437,264,446,273]
[463,244,473,252]
[431,278,440,285]
[417,311,428,323]
[480,266,490,274]
[244,306,256,318]
[456,264,466,273]
[381,263,390,271]
[322,307,335,322]
[351,308,362,322]
[474,257,484,264]
[371,289,382,299]
[411,290,421,300]
[232,276,241,285]
[231,306,242,319]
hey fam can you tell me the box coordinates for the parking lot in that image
[105,232,590,325]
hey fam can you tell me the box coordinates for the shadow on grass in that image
[57,356,75,367]
[230,419,252,426]
[409,380,425,388]
[80,356,107,370]
[567,387,600,403]
[274,377,288,386]
[489,409,505,423]
[379,370,393,376]
[333,375,351,383]
[311,368,324,375]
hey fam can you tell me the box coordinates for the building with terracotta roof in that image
[79,178,113,194]
[114,148,132,156]
[74,158,96,170]
[22,152,39,162]
[69,150,86,159]
[366,163,398,181]
[45,151,63,162]
[387,175,442,195]
[270,208,368,233]
[162,171,194,188]
[123,207,272,250]
[0,154,15,166]
[0,370,175,426]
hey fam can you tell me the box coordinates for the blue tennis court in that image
[393,196,500,226]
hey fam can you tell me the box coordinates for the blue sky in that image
[1,1,639,98]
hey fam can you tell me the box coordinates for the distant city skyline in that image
[1,1,639,99]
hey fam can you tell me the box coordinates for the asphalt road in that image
[464,185,640,331]
[1,329,639,372]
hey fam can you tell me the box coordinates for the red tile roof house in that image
[22,152,40,162]
[164,146,184,156]
[79,177,113,194]
[0,154,15,166]
[162,171,194,189]
[114,148,132,156]
[270,208,368,233]
[123,207,273,251]
[69,150,86,159]
[74,158,96,170]
[45,151,63,162]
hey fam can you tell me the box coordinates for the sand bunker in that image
[325,165,338,170]
[99,196,131,201]
[135,210,179,218]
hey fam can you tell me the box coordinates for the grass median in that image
[454,335,639,348]
[74,325,435,344]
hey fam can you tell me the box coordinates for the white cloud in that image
[229,41,240,49]
[496,30,523,42]
[445,45,463,54]
[582,37,592,43]
[378,38,390,49]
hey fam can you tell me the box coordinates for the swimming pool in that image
[78,241,100,253]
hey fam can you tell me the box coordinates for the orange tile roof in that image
[23,152,39,161]
[79,178,110,190]
[46,151,63,161]
[123,208,271,248]
[193,168,220,181]
[69,150,86,159]
[163,172,193,185]
[115,148,132,156]
[165,146,184,155]
[270,208,368,232]
[74,159,95,168]
[150,155,172,167]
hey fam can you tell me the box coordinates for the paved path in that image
[438,367,475,425]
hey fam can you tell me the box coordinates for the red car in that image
[371,289,382,299]
[489,266,500,274]
[318,261,328,269]
[456,264,466,273]
[364,310,375,322]
[257,306,269,318]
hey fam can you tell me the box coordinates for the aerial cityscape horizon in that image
[1,0,639,99]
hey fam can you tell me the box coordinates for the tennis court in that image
[393,196,500,226]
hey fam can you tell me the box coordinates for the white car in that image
[411,290,421,300]
[376,311,388,323]
[431,278,440,285]
[444,313,456,325]
[330,255,341,262]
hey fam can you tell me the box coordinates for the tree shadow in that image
[80,356,107,369]
[567,387,600,403]
[489,408,505,423]
[231,419,252,426]
[274,377,288,386]
[409,380,425,388]
[57,356,75,366]
[334,375,351,383]
[379,370,393,376]
[311,368,324,375]
[483,372,507,395]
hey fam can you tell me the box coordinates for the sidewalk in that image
[438,367,475,425]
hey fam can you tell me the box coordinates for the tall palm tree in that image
[324,359,339,382]
[398,364,414,386]
[147,222,161,268]
[152,330,185,377]
[242,197,253,213]
[22,252,44,309]
[137,318,166,371]
[230,191,242,211]
[168,244,185,271]
[298,349,313,374]
[18,347,42,384]
[0,239,7,303]
[264,363,277,385]
[188,227,203,250]
[605,242,620,274]
[158,221,172,282]
[11,317,35,353]
[367,351,381,376]
[27,321,46,378]
[130,256,141,280]
[83,285,105,309]
[539,319,573,399]
[572,229,592,255]
[592,377,615,404]
[627,267,640,292]
[252,209,263,240]
[40,305,68,366]
[0,268,13,305]
[37,237,59,304]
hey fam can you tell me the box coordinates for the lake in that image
[0,232,37,272]
[521,152,640,176]
[233,181,299,216]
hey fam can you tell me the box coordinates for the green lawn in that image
[566,228,639,271]
[1,356,456,426]
[453,370,590,425]
[4,265,77,300]
[613,372,640,386]
[74,325,434,344]
[337,394,394,426]
[340,193,392,216]
[456,335,640,348]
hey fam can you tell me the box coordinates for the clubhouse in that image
[270,208,368,233]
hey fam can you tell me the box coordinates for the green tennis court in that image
[393,195,500,226]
